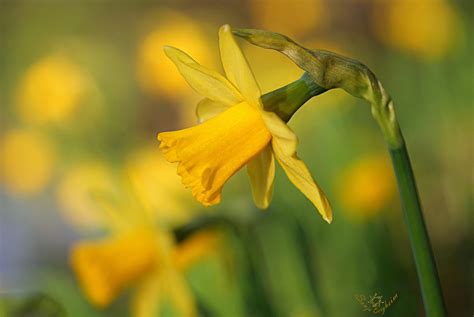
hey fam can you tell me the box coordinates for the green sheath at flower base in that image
[261,72,327,123]
[234,27,447,317]
[233,28,403,149]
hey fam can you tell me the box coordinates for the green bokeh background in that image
[1,1,472,316]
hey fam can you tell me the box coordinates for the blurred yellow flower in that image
[0,129,55,196]
[125,145,198,227]
[70,187,219,316]
[72,228,157,308]
[136,11,214,97]
[372,0,463,60]
[172,230,220,270]
[16,54,87,124]
[64,152,220,316]
[158,25,332,223]
[336,154,396,219]
[249,0,325,38]
[130,229,219,317]
[56,161,117,231]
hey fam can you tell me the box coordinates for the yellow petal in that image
[166,270,198,317]
[218,24,262,107]
[196,98,230,123]
[158,102,271,206]
[271,136,332,223]
[261,111,298,156]
[164,46,242,106]
[247,144,275,209]
[131,270,162,317]
[70,229,157,307]
[173,230,220,270]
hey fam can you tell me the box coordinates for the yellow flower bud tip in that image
[70,229,157,307]
[221,24,230,33]
[158,24,333,223]
[323,211,332,224]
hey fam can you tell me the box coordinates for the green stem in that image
[389,137,447,317]
[261,72,327,122]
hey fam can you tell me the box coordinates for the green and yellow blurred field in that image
[0,1,472,316]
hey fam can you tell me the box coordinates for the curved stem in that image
[389,137,447,317]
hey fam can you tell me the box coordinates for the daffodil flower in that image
[69,165,218,317]
[158,25,332,223]
[72,227,218,317]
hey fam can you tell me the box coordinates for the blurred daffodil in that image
[56,161,117,231]
[125,144,198,227]
[137,11,214,98]
[158,25,332,223]
[16,54,87,124]
[372,0,463,60]
[0,129,55,196]
[249,0,324,38]
[72,228,218,316]
[72,228,157,308]
[336,154,396,219]
[70,170,219,316]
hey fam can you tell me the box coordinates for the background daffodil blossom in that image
[158,25,332,223]
[69,168,218,317]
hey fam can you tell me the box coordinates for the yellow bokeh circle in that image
[16,54,87,124]
[0,129,55,196]
[136,11,214,97]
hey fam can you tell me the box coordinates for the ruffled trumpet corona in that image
[158,25,332,223]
